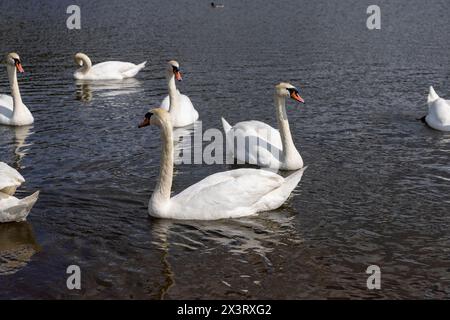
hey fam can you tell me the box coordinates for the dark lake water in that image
[0,0,449,299]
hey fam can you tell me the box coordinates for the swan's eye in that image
[13,58,20,64]
[287,88,299,95]
[145,112,153,119]
[172,66,179,73]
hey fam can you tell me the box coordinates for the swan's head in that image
[4,52,24,73]
[74,53,88,66]
[167,60,182,81]
[275,82,304,103]
[138,108,171,128]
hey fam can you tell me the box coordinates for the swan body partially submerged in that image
[138,108,306,220]
[0,53,34,126]
[0,162,39,223]
[222,83,305,170]
[423,86,450,131]
[160,60,199,127]
[73,53,146,80]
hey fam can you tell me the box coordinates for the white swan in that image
[138,108,306,220]
[0,53,34,126]
[73,53,146,80]
[211,2,225,8]
[0,162,39,223]
[222,82,305,170]
[422,86,450,132]
[160,60,199,127]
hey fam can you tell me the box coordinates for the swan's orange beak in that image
[290,91,304,103]
[138,117,150,128]
[15,62,24,73]
[175,71,182,81]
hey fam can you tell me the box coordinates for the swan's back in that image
[0,191,39,223]
[74,61,146,80]
[0,94,13,109]
[0,162,25,195]
[0,95,14,124]
[426,87,450,131]
[0,163,39,222]
[164,93,198,127]
[159,168,305,220]
[228,120,282,149]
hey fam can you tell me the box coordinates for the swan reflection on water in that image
[151,209,300,257]
[0,125,33,170]
[12,125,33,169]
[0,222,40,276]
[173,122,197,166]
[75,78,143,102]
[148,207,301,297]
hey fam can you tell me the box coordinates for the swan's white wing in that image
[91,61,136,73]
[0,94,13,108]
[83,61,145,79]
[179,94,195,110]
[426,98,450,131]
[160,95,170,111]
[230,120,282,150]
[121,61,146,78]
[0,163,25,195]
[0,95,14,125]
[226,120,283,166]
[0,191,39,223]
[160,90,183,111]
[170,169,284,219]
[168,93,199,127]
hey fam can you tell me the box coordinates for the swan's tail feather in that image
[0,191,39,223]
[258,167,307,212]
[137,61,147,69]
[18,191,40,218]
[122,61,147,78]
[428,86,439,103]
[221,117,232,133]
[280,166,307,196]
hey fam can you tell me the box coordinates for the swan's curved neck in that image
[151,120,174,206]
[167,73,180,112]
[7,65,24,116]
[77,54,92,73]
[275,94,300,163]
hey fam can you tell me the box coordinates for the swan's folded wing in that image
[0,94,14,107]
[160,91,184,111]
[0,163,25,195]
[232,120,282,150]
[160,95,170,111]
[0,95,14,124]
[0,191,39,223]
[91,61,138,76]
[172,169,284,214]
[121,61,146,78]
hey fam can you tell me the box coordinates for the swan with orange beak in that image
[160,60,199,127]
[0,52,34,126]
[221,82,305,170]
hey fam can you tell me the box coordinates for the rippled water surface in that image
[0,0,449,299]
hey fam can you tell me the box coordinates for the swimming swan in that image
[160,60,199,127]
[422,86,450,132]
[73,53,146,80]
[0,162,39,223]
[221,82,305,170]
[138,108,306,220]
[0,53,34,126]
